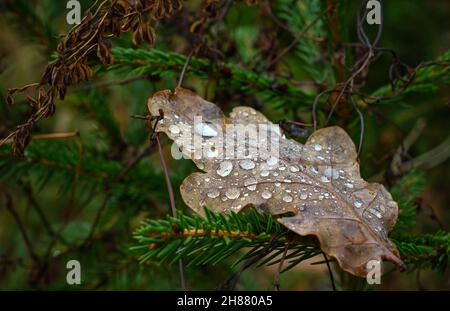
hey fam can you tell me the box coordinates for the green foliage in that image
[394,231,450,273]
[0,0,449,290]
[371,50,450,102]
[110,48,314,110]
[273,0,333,81]
[390,171,426,234]
[132,203,450,275]
[0,139,170,206]
[1,0,59,51]
[132,207,320,270]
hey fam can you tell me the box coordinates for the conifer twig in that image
[2,190,39,263]
[323,252,336,291]
[273,243,289,291]
[155,133,187,291]
[72,74,146,91]
[21,182,56,239]
[177,48,195,89]
[267,6,331,68]
[84,185,110,245]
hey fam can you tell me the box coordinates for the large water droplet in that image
[266,156,278,166]
[239,159,255,170]
[185,144,195,152]
[207,147,218,158]
[310,166,319,174]
[369,208,383,219]
[344,182,354,189]
[248,139,259,148]
[289,166,299,173]
[354,201,362,208]
[260,170,270,177]
[231,205,241,211]
[314,144,322,151]
[244,177,257,191]
[320,176,330,183]
[225,187,240,200]
[169,125,180,135]
[283,195,293,203]
[324,167,339,179]
[217,161,233,177]
[207,188,220,198]
[261,190,272,199]
[195,122,218,137]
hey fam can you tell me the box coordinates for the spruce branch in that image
[0,139,170,204]
[394,232,450,273]
[132,207,321,270]
[368,50,450,103]
[110,47,315,109]
[133,187,450,276]
[390,171,426,234]
[271,0,333,81]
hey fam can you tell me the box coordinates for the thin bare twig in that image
[417,198,447,231]
[370,135,450,182]
[155,133,187,291]
[155,133,177,219]
[390,118,426,176]
[400,136,450,172]
[267,6,332,68]
[312,88,334,130]
[273,243,289,291]
[217,232,284,290]
[2,190,39,263]
[68,132,84,212]
[84,185,110,245]
[263,0,295,34]
[72,75,146,91]
[21,182,56,239]
[177,48,195,88]
[350,95,365,158]
[322,252,336,291]
[116,145,155,181]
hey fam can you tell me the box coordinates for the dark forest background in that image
[0,0,449,290]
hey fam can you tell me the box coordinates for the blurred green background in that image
[0,0,449,290]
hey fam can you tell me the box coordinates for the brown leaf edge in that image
[147,87,406,278]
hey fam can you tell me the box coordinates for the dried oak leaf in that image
[147,87,406,277]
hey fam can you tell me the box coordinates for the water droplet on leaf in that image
[239,159,255,170]
[261,190,272,199]
[217,161,233,177]
[225,187,240,200]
